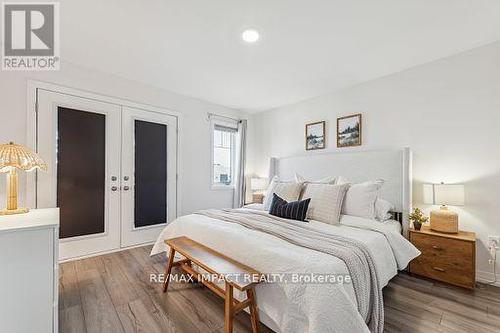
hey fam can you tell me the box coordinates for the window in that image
[212,122,237,188]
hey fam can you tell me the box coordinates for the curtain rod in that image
[207,112,242,123]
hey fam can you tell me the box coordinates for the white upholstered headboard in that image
[269,148,412,235]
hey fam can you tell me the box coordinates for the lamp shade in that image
[434,184,465,206]
[251,177,268,191]
[422,184,435,204]
[423,183,465,206]
[0,142,47,173]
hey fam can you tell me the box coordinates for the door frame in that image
[26,80,182,255]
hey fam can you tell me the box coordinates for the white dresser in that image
[0,209,59,333]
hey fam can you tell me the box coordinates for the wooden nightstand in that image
[409,225,476,289]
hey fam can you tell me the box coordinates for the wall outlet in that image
[488,236,500,249]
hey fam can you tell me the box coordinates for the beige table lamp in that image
[0,142,47,215]
[423,183,465,233]
[251,177,268,203]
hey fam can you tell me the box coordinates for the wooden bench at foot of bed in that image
[163,236,262,333]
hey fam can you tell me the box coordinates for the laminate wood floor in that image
[59,245,500,333]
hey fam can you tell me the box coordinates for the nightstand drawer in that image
[410,232,473,258]
[410,254,473,288]
[409,228,475,289]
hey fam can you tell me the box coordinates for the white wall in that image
[0,61,247,215]
[249,42,500,283]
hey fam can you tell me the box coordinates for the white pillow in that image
[335,176,348,185]
[294,173,337,184]
[341,179,385,219]
[263,176,303,210]
[302,183,350,225]
[375,198,394,221]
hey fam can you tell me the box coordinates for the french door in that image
[36,89,177,260]
[120,107,177,247]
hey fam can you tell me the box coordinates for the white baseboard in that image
[476,269,500,287]
[59,241,156,263]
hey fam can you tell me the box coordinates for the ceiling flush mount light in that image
[242,29,260,43]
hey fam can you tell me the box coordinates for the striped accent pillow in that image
[301,183,350,225]
[269,193,311,222]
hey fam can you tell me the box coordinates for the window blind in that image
[214,124,238,133]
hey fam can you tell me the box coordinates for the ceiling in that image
[59,0,500,112]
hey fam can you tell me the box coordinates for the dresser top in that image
[410,224,475,242]
[0,208,59,233]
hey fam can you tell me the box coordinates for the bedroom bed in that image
[151,148,420,333]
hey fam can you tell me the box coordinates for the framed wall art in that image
[305,121,326,150]
[337,114,362,147]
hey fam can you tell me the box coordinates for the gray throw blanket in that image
[195,209,384,333]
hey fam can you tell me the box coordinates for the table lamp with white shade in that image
[423,182,465,233]
[251,177,268,204]
[0,142,47,215]
[251,177,268,192]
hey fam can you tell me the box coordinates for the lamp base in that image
[430,206,458,233]
[252,193,264,204]
[0,207,29,216]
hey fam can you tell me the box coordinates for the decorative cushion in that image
[335,176,349,185]
[375,198,394,221]
[341,179,385,219]
[269,194,311,222]
[301,183,350,225]
[263,176,303,210]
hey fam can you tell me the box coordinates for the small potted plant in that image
[409,208,428,231]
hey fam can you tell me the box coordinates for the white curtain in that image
[233,119,247,208]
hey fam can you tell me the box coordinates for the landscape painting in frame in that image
[305,121,325,150]
[337,114,362,147]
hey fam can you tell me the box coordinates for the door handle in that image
[123,186,130,191]
[111,186,118,191]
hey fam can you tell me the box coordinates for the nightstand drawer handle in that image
[432,266,446,272]
[432,245,442,250]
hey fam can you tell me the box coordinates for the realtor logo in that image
[2,2,60,70]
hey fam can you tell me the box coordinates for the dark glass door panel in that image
[57,107,106,239]
[134,120,167,227]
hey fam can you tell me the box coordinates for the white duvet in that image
[151,208,420,333]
